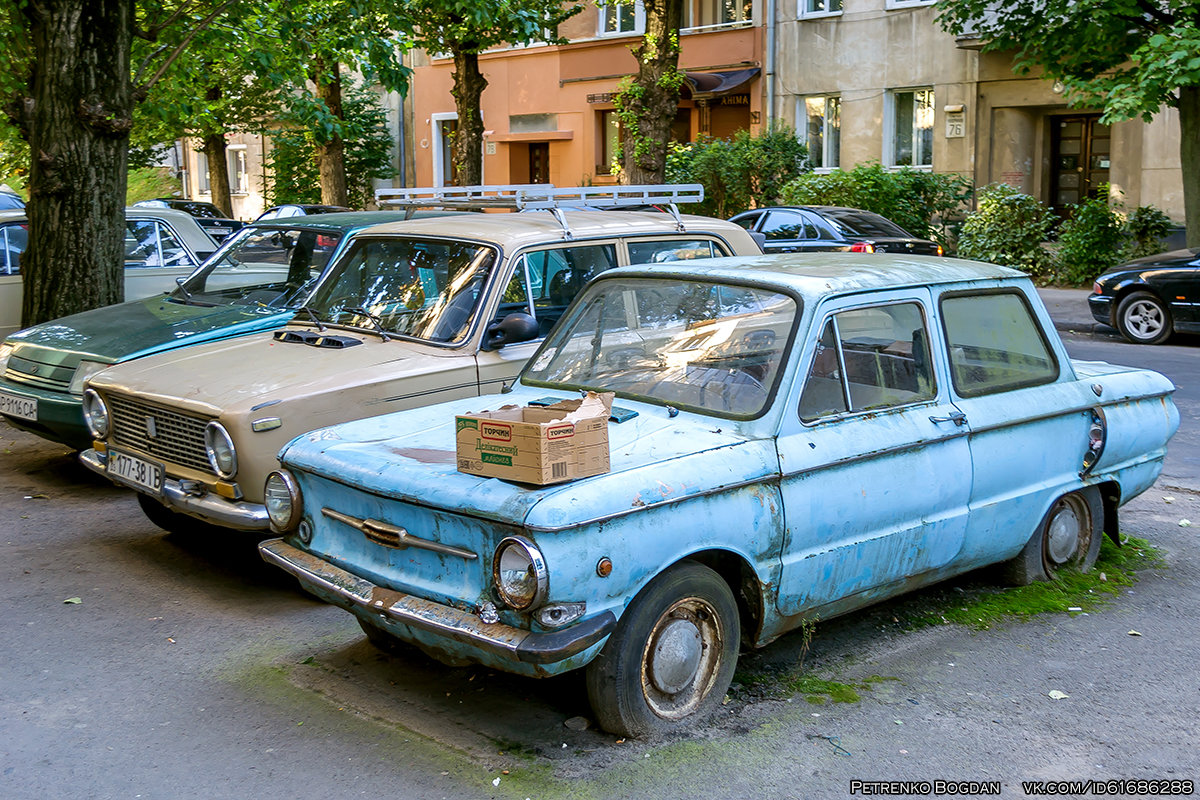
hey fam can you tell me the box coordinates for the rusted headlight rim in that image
[82,388,109,439]
[204,421,238,479]
[492,536,548,611]
[264,469,302,532]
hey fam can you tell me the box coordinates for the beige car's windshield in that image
[523,278,798,418]
[303,237,498,343]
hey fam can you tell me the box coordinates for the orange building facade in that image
[408,2,764,187]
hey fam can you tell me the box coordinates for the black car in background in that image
[1089,248,1200,344]
[730,206,942,257]
[132,198,245,243]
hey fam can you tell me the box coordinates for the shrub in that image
[956,183,1056,275]
[1122,204,1173,260]
[780,162,971,250]
[665,124,807,218]
[1056,190,1125,285]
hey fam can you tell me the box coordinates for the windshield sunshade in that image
[303,238,498,343]
[524,278,798,419]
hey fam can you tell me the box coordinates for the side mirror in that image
[482,312,539,351]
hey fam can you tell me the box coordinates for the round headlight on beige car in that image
[82,389,109,439]
[204,421,237,479]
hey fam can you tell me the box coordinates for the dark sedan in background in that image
[133,198,245,243]
[1089,248,1200,344]
[730,205,942,256]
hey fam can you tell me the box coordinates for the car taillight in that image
[936,244,944,256]
[1081,408,1106,474]
[849,242,875,253]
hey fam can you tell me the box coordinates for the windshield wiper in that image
[170,277,214,306]
[348,307,392,341]
[298,305,326,331]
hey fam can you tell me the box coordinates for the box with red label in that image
[455,392,613,485]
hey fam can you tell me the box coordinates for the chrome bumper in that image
[79,448,269,531]
[259,538,616,665]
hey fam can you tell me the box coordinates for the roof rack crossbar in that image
[374,183,704,213]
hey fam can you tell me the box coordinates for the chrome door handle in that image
[929,411,967,426]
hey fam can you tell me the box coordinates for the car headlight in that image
[0,343,14,374]
[264,470,302,532]
[82,389,109,439]
[492,536,548,610]
[204,421,238,479]
[69,360,112,395]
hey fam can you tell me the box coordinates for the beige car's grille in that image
[107,394,213,474]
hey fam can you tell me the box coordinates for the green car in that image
[0,211,417,450]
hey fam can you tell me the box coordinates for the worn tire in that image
[1115,290,1173,345]
[136,492,217,537]
[585,561,739,738]
[1003,487,1103,586]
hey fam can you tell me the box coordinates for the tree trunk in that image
[450,47,487,187]
[22,0,132,326]
[620,0,684,185]
[201,85,234,217]
[1180,85,1199,249]
[313,59,349,206]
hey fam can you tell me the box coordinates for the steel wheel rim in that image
[640,597,725,720]
[1125,300,1164,339]
[1043,494,1091,569]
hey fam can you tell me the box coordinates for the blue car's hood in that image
[7,295,292,365]
[280,389,778,531]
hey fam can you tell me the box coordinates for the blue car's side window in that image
[941,291,1058,397]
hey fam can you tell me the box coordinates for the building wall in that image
[409,3,764,188]
[179,132,270,221]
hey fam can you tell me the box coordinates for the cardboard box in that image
[455,392,613,485]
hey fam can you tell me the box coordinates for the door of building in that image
[1050,115,1110,217]
[528,142,550,184]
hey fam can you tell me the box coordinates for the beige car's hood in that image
[88,324,473,418]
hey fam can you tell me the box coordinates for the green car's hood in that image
[6,295,292,368]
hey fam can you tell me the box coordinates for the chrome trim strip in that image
[258,539,613,664]
[322,507,478,560]
[79,448,269,531]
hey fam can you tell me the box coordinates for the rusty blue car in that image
[258,254,1178,737]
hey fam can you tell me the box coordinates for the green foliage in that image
[664,124,808,218]
[1123,204,1174,259]
[781,162,972,249]
[125,167,181,204]
[956,183,1056,275]
[1056,189,1126,284]
[265,84,392,207]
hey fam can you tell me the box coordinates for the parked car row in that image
[0,187,1180,739]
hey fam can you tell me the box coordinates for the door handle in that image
[929,411,967,426]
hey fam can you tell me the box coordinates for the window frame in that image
[938,288,1061,399]
[885,87,935,169]
[798,300,938,425]
[798,0,843,20]
[684,0,754,31]
[885,0,936,8]
[598,1,644,36]
[797,94,841,171]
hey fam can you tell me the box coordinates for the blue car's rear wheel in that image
[1003,487,1102,585]
[585,561,739,738]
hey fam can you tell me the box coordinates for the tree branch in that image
[137,0,239,97]
[1131,0,1175,28]
[133,43,171,86]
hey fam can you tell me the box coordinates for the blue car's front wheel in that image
[585,561,739,738]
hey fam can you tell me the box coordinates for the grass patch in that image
[904,535,1164,630]
[732,668,893,706]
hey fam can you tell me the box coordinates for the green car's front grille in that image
[5,353,74,392]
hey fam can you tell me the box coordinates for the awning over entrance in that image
[683,68,760,101]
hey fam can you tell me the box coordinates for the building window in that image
[886,0,936,8]
[599,1,643,35]
[685,0,752,29]
[229,149,249,195]
[597,110,621,175]
[195,151,210,194]
[799,0,842,17]
[799,95,840,170]
[888,88,934,167]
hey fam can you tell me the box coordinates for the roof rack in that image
[374,183,705,238]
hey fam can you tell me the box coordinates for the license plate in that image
[209,227,231,235]
[107,448,164,494]
[0,390,37,421]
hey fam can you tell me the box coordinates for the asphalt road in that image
[2,329,1198,799]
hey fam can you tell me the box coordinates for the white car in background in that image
[0,206,217,336]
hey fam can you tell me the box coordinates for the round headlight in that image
[492,536,548,610]
[204,421,237,479]
[82,389,109,439]
[264,470,302,532]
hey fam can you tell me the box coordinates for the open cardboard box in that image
[455,392,613,485]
